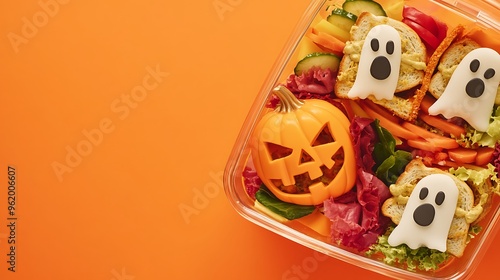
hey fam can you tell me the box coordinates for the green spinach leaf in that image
[255,185,315,220]
[371,120,412,185]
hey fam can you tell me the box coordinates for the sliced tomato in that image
[419,113,466,138]
[403,18,440,50]
[420,94,436,114]
[448,148,478,164]
[413,150,449,166]
[475,147,495,166]
[435,151,449,162]
[403,6,438,34]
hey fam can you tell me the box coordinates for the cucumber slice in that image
[342,0,387,17]
[327,8,358,32]
[294,53,341,75]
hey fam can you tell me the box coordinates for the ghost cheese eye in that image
[435,191,445,206]
[470,59,480,72]
[419,187,429,200]
[371,38,379,52]
[386,41,395,55]
[484,68,495,79]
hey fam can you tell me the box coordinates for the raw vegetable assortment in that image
[243,0,500,273]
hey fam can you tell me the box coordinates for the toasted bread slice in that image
[428,36,500,105]
[381,159,478,257]
[428,37,480,99]
[335,12,427,121]
[417,25,465,100]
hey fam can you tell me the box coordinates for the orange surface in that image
[0,0,499,279]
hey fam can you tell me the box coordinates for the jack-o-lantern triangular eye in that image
[265,142,293,160]
[300,149,313,164]
[312,124,335,146]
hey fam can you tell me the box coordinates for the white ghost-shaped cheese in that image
[428,48,500,132]
[348,24,401,100]
[388,174,458,252]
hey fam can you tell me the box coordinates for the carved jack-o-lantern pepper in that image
[251,86,356,206]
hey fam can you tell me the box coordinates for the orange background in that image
[0,0,499,279]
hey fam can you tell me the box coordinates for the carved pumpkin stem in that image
[273,85,304,113]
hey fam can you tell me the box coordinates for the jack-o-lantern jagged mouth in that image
[271,147,345,194]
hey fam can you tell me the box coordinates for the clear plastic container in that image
[223,0,500,279]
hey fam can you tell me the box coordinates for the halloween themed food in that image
[250,85,356,206]
[224,0,500,278]
[427,38,500,132]
[334,11,427,121]
[381,159,483,258]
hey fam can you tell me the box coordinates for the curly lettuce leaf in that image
[366,226,450,272]
[368,224,483,272]
[449,163,500,196]
[457,106,500,148]
[449,164,496,186]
